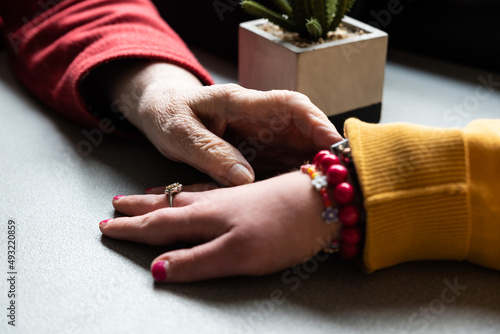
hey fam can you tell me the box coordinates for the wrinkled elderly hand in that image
[111,62,342,186]
[100,172,340,282]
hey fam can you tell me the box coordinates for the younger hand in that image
[99,172,340,282]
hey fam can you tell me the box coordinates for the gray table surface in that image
[1,47,499,334]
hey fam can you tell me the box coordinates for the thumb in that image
[150,234,245,283]
[182,125,255,186]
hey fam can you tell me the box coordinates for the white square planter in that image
[239,17,388,121]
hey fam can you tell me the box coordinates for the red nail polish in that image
[100,219,111,226]
[113,195,124,201]
[152,261,168,282]
[145,187,155,193]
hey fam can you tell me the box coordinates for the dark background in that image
[155,0,500,73]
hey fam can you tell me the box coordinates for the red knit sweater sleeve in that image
[0,0,214,128]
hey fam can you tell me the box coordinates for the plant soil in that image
[259,22,365,48]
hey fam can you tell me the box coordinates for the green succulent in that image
[241,0,357,41]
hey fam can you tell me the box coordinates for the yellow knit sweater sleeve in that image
[344,118,500,273]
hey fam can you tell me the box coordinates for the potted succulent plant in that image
[239,0,388,126]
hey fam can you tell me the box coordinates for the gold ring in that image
[165,183,183,207]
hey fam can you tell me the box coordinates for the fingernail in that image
[113,195,125,201]
[145,187,155,193]
[100,219,112,226]
[227,164,254,185]
[152,261,169,282]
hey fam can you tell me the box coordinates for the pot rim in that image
[239,16,388,54]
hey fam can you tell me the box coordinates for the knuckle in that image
[140,213,163,245]
[219,84,246,105]
[269,89,310,104]
[204,83,241,104]
[220,83,242,92]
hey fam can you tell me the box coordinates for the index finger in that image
[227,88,343,148]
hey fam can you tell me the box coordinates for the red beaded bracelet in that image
[302,139,365,260]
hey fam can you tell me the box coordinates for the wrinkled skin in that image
[111,63,342,185]
[103,62,343,282]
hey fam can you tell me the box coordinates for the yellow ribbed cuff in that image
[344,119,470,273]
